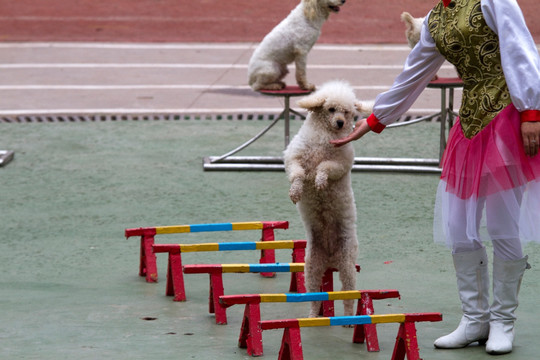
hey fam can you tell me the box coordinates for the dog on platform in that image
[248,0,346,92]
[401,11,441,81]
[284,80,370,317]
[401,12,424,48]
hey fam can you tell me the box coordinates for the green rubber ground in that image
[1,119,539,359]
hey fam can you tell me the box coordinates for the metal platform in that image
[203,155,441,173]
[202,109,448,173]
[203,78,462,173]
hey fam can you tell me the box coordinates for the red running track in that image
[1,0,539,43]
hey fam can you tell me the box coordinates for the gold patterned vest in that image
[428,0,511,138]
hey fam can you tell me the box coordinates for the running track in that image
[0,1,538,117]
[1,0,539,43]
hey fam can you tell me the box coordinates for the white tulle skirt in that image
[433,104,540,248]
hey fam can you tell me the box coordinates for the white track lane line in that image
[0,42,413,51]
[0,107,443,116]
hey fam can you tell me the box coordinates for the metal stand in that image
[423,77,462,162]
[205,86,312,164]
[203,78,463,173]
[0,150,14,167]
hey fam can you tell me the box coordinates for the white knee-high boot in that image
[434,248,490,348]
[485,255,529,355]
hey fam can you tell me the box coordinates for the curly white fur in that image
[248,0,346,91]
[283,80,370,317]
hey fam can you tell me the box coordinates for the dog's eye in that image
[328,107,336,113]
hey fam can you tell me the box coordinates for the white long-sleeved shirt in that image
[368,0,540,133]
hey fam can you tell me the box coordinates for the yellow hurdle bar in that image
[154,221,264,235]
[231,222,264,231]
[260,294,288,302]
[289,263,305,272]
[256,240,295,250]
[298,318,331,327]
[371,314,406,324]
[179,243,220,252]
[221,264,252,273]
[328,290,362,301]
[155,225,191,234]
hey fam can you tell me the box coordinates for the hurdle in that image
[219,289,401,356]
[183,263,361,325]
[260,313,442,360]
[153,240,307,302]
[124,220,289,282]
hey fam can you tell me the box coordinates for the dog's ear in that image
[302,0,319,22]
[297,95,326,111]
[401,12,423,48]
[401,12,415,32]
[355,101,374,116]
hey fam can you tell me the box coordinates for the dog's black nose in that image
[341,0,346,4]
[337,120,344,129]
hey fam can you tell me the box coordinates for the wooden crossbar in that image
[153,240,306,253]
[183,263,306,274]
[219,290,401,356]
[158,241,306,302]
[260,313,442,360]
[124,220,289,282]
[125,221,289,237]
[182,263,361,325]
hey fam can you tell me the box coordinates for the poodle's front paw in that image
[289,180,303,204]
[315,173,328,190]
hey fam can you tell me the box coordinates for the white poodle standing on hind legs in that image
[248,0,346,92]
[284,81,371,317]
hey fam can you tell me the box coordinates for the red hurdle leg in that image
[352,293,380,351]
[278,327,304,360]
[259,227,277,278]
[165,252,186,302]
[391,322,421,360]
[208,272,228,325]
[238,303,264,356]
[292,248,305,263]
[288,270,306,293]
[289,248,306,293]
[140,235,158,282]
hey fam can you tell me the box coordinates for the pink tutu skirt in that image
[433,104,540,246]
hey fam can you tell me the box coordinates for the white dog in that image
[248,0,346,92]
[284,80,370,317]
[401,12,424,48]
[401,11,441,81]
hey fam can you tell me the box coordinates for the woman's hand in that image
[330,118,372,147]
[521,121,540,157]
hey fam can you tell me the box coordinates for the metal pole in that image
[448,87,455,128]
[284,95,290,148]
[439,88,447,163]
[210,116,282,163]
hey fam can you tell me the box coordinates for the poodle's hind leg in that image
[304,254,327,317]
[338,262,358,319]
[250,63,288,91]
